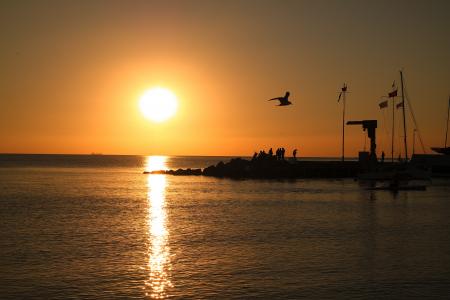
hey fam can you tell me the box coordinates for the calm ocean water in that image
[1,154,450,299]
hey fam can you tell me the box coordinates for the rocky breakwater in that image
[144,157,359,179]
[143,168,202,175]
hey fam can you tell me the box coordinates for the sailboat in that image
[410,96,450,177]
[431,97,450,155]
[359,70,430,182]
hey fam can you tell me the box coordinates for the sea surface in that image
[1,154,450,299]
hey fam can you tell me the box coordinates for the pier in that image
[146,158,360,179]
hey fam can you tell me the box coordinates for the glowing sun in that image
[139,87,178,123]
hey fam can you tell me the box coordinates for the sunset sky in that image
[1,0,449,157]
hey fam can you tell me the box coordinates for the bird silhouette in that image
[268,91,292,106]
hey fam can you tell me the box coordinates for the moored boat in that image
[358,70,431,182]
[431,96,450,155]
[431,147,450,155]
[359,163,431,181]
[366,184,427,191]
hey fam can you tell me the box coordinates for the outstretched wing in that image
[268,97,282,101]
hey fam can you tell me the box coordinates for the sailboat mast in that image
[391,92,395,163]
[445,96,450,148]
[341,84,347,162]
[400,70,408,161]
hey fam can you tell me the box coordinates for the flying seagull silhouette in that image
[268,91,292,106]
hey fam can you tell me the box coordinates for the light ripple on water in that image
[1,156,450,298]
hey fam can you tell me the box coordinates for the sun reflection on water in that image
[145,156,169,173]
[145,156,172,298]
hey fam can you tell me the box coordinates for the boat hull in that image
[358,164,431,181]
[366,185,427,191]
[431,147,450,155]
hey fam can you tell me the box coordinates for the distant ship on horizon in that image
[90,152,103,156]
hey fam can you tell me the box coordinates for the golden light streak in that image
[145,156,169,173]
[144,156,173,298]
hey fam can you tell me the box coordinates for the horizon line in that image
[0,152,359,159]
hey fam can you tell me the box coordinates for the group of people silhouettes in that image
[275,148,286,160]
[252,147,299,161]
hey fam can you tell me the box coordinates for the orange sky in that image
[1,0,449,157]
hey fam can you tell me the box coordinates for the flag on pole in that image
[338,83,347,102]
[388,89,398,98]
[379,100,388,109]
[388,80,397,97]
[396,101,404,109]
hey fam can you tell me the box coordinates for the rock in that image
[144,157,359,179]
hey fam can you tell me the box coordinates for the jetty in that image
[145,157,360,179]
[145,119,373,179]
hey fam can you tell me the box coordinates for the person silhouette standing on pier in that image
[293,149,298,160]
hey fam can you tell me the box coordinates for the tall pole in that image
[445,96,450,148]
[341,84,347,162]
[391,93,395,163]
[400,70,408,161]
